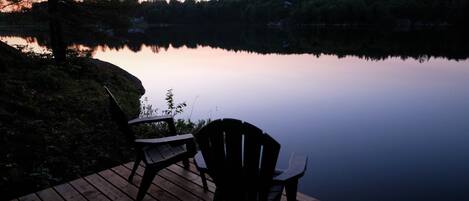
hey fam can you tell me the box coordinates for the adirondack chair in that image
[194,119,307,201]
[104,86,196,201]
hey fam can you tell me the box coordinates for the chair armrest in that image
[128,115,174,125]
[194,151,208,171]
[135,134,194,145]
[273,153,307,183]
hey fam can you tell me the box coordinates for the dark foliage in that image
[138,0,469,26]
[0,41,144,200]
[2,0,468,28]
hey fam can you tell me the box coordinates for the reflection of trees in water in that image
[0,0,34,12]
[1,26,468,61]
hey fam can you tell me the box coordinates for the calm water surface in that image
[2,35,469,201]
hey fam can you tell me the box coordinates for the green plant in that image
[140,89,187,117]
[163,89,187,116]
[138,89,207,137]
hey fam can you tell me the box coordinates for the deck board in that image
[18,193,41,201]
[53,183,87,201]
[84,173,133,201]
[70,178,110,201]
[158,168,214,201]
[166,164,217,192]
[124,163,201,201]
[13,159,319,201]
[98,169,154,201]
[113,165,178,201]
[36,188,64,201]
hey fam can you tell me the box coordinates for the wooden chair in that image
[104,86,196,201]
[194,118,307,201]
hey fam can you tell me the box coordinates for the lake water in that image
[2,28,469,201]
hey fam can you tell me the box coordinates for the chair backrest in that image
[104,86,135,143]
[195,119,280,201]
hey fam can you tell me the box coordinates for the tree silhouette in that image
[1,0,66,63]
[47,0,66,63]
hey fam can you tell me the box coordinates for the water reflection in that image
[1,26,469,61]
[1,32,469,201]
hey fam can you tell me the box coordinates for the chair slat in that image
[209,119,226,170]
[242,122,264,200]
[259,134,281,201]
[224,119,243,175]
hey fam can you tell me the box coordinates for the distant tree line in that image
[138,0,469,26]
[1,0,468,27]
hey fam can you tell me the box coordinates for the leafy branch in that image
[140,89,187,118]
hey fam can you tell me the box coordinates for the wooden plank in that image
[124,163,201,201]
[98,169,154,201]
[158,168,214,201]
[70,178,110,201]
[176,161,214,182]
[152,174,201,201]
[112,165,178,201]
[12,162,319,201]
[18,193,41,201]
[84,174,133,201]
[166,164,216,192]
[174,161,215,183]
[36,188,64,201]
[53,183,87,201]
[154,161,216,191]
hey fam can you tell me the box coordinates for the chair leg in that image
[213,188,223,201]
[200,171,208,191]
[129,155,142,182]
[182,158,190,169]
[285,179,299,201]
[136,167,158,201]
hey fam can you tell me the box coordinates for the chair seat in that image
[143,144,187,164]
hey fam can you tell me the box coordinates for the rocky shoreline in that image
[0,41,145,199]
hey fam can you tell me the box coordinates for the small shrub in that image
[136,89,207,138]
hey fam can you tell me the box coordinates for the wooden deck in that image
[12,160,318,201]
